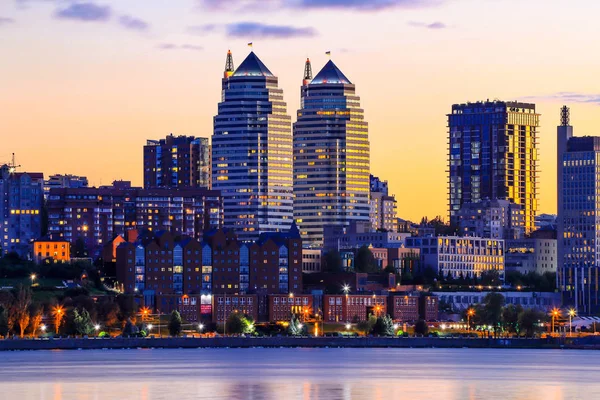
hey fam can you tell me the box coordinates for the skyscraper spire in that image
[224,50,234,79]
[303,58,312,86]
[560,105,570,126]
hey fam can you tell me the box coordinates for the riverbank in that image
[2,335,600,351]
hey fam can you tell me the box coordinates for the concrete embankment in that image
[1,336,598,351]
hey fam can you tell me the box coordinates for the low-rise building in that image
[505,228,557,275]
[457,199,525,240]
[302,248,322,273]
[405,236,505,281]
[268,294,313,322]
[388,293,439,322]
[323,294,387,323]
[212,294,258,324]
[433,291,561,312]
[323,221,410,251]
[32,237,71,264]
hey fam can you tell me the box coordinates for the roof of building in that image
[232,52,273,77]
[311,60,351,85]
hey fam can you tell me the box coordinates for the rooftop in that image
[232,52,273,77]
[311,60,351,85]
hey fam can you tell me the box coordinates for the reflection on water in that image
[0,348,597,400]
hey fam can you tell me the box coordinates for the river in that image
[0,348,597,399]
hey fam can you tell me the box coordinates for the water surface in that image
[0,348,597,399]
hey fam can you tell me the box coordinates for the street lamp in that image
[30,273,36,286]
[467,308,475,334]
[550,308,560,336]
[52,305,65,334]
[40,324,47,334]
[345,323,351,330]
[568,309,576,337]
[198,323,204,334]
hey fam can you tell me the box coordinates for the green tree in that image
[518,309,543,337]
[287,315,307,336]
[356,314,377,335]
[225,312,255,335]
[371,315,395,336]
[480,270,501,286]
[414,319,429,336]
[482,293,505,337]
[355,246,379,273]
[168,310,182,336]
[73,308,95,336]
[501,304,523,336]
[322,250,343,273]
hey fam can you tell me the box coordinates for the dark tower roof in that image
[560,105,570,127]
[232,52,273,77]
[311,60,351,85]
[224,50,234,79]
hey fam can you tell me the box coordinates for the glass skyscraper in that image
[448,101,539,233]
[212,51,293,241]
[558,106,600,314]
[293,59,370,245]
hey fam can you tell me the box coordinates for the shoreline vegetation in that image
[2,336,600,351]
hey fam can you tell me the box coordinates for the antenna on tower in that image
[224,50,234,79]
[8,153,21,174]
[303,58,312,86]
[560,105,570,126]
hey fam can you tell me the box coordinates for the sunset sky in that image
[2,0,600,222]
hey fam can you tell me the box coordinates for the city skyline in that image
[2,0,600,222]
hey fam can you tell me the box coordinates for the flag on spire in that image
[248,42,253,48]
[325,51,331,57]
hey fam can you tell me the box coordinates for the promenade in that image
[2,336,600,351]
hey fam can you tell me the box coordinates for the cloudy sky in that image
[1,0,600,221]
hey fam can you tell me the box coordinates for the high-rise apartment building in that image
[0,165,44,258]
[294,59,370,245]
[44,174,88,199]
[448,101,539,233]
[456,199,525,240]
[47,183,222,256]
[370,175,397,232]
[212,51,293,241]
[144,134,210,189]
[557,106,600,314]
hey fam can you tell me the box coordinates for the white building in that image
[406,236,505,280]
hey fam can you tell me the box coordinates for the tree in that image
[356,314,377,335]
[482,293,505,337]
[168,310,183,336]
[371,315,395,336]
[52,305,66,335]
[12,285,32,338]
[322,250,343,273]
[502,304,523,337]
[355,246,379,273]
[480,270,501,286]
[414,319,429,336]
[287,315,307,336]
[73,308,95,336]
[383,265,396,275]
[28,304,44,336]
[225,312,254,335]
[72,238,88,258]
[519,309,543,337]
[122,318,139,337]
[0,307,9,337]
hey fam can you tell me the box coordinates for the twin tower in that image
[212,50,370,245]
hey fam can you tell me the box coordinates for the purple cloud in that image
[119,15,149,31]
[0,17,16,25]
[186,24,217,35]
[54,3,111,22]
[227,22,316,38]
[197,0,441,11]
[408,21,447,29]
[157,43,203,51]
[521,92,600,106]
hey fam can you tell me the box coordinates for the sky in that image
[2,0,600,222]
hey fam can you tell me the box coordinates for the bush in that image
[414,319,429,336]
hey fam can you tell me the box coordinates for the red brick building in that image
[268,294,313,322]
[389,294,420,322]
[212,294,258,323]
[323,294,387,323]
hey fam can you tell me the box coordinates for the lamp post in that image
[551,308,560,336]
[30,273,36,286]
[94,324,100,337]
[467,308,475,334]
[342,285,350,322]
[198,323,204,336]
[568,309,576,337]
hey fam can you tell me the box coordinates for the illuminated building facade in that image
[557,106,600,313]
[144,134,210,189]
[212,51,293,241]
[47,184,222,255]
[294,59,370,246]
[448,101,539,233]
[33,237,71,264]
[405,236,505,280]
[0,165,44,258]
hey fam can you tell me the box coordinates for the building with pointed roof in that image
[293,59,370,245]
[212,51,294,241]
